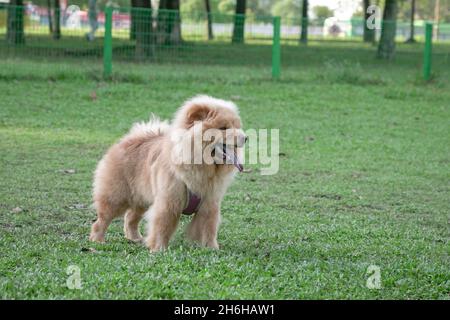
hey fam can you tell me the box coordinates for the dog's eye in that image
[219,127,227,130]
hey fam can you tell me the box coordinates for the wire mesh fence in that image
[108,7,274,67]
[0,3,104,60]
[0,4,276,67]
[281,17,450,44]
[1,3,449,80]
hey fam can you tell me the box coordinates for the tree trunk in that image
[134,0,153,58]
[158,0,182,45]
[205,0,213,40]
[232,0,246,44]
[130,0,137,40]
[406,0,416,43]
[377,0,397,59]
[47,0,53,34]
[300,0,308,44]
[53,0,61,40]
[433,0,440,41]
[363,0,375,42]
[7,0,25,45]
[86,0,98,41]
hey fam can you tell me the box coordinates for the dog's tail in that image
[128,114,170,137]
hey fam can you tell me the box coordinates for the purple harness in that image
[182,188,202,215]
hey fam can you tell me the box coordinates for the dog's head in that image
[171,95,247,171]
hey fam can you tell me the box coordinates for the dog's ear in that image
[186,104,210,126]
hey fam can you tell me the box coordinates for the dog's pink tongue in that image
[223,146,243,172]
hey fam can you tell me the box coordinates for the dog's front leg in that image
[145,201,181,252]
[186,202,221,249]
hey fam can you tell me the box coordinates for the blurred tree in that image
[271,0,301,22]
[47,0,53,34]
[180,0,275,23]
[130,0,138,40]
[405,0,416,43]
[86,0,98,41]
[248,0,273,18]
[363,0,375,43]
[396,0,449,22]
[433,0,440,40]
[31,0,130,11]
[7,0,25,44]
[232,0,246,43]
[205,0,214,40]
[133,0,153,58]
[26,0,448,24]
[157,0,181,45]
[300,0,308,44]
[377,0,398,59]
[53,0,61,39]
[182,0,204,19]
[313,5,333,20]
[158,0,182,44]
[218,0,235,15]
[442,0,450,22]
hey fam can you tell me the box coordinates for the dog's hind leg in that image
[90,200,127,243]
[124,207,146,242]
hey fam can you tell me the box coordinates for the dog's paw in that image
[145,238,168,252]
[204,240,219,250]
[89,233,105,243]
[189,237,220,250]
[125,235,144,244]
[147,245,167,253]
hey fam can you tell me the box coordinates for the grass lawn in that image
[0,41,449,299]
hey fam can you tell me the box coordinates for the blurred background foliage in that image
[20,0,450,23]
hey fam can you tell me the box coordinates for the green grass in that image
[0,41,449,299]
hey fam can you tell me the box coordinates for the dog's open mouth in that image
[214,144,243,172]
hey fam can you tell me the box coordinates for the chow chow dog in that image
[89,95,247,252]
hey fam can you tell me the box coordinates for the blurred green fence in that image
[0,3,104,59]
[1,3,449,78]
[107,7,275,66]
[0,4,276,68]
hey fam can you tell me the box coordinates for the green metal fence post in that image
[423,22,433,81]
[272,16,281,79]
[103,6,113,79]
